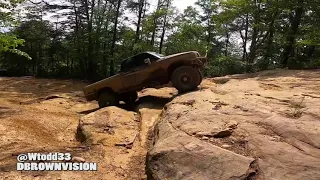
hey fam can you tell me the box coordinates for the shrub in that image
[204,56,246,77]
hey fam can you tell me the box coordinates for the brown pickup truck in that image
[83,51,207,108]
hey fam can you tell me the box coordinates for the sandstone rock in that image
[226,120,238,129]
[213,128,233,138]
[222,144,231,148]
[45,95,62,100]
[147,119,255,180]
[201,136,209,140]
[148,71,320,180]
[72,157,85,163]
[77,107,139,146]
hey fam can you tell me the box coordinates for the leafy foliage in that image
[0,0,319,79]
[0,0,31,59]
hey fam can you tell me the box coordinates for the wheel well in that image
[168,62,193,78]
[97,87,115,98]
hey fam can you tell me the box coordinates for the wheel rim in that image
[180,73,191,85]
[98,92,118,108]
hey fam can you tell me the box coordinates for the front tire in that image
[122,91,138,105]
[98,91,119,108]
[171,66,202,93]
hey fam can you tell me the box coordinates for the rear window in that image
[120,52,163,73]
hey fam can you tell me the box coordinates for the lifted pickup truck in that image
[83,51,207,108]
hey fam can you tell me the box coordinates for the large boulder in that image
[147,71,320,180]
[147,118,256,180]
[77,106,139,147]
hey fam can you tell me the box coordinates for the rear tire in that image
[122,91,138,105]
[98,91,119,108]
[171,66,201,93]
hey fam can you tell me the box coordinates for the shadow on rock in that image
[136,95,173,109]
[78,95,174,115]
[78,108,100,115]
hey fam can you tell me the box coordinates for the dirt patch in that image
[0,77,172,180]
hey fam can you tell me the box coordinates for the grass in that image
[285,97,307,118]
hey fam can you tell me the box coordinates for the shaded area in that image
[136,96,173,109]
[78,95,173,115]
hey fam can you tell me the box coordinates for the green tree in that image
[0,0,29,58]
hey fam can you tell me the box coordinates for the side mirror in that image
[144,58,151,65]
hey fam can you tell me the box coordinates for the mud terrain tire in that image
[122,91,138,104]
[171,66,201,92]
[98,91,119,108]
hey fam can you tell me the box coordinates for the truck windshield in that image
[148,52,165,59]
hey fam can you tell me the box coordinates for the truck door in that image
[133,53,166,87]
[120,54,149,90]
[120,53,165,90]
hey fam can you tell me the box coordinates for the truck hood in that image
[162,51,199,59]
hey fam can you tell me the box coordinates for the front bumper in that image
[192,57,209,68]
[198,57,209,65]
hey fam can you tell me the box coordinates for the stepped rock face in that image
[0,70,319,180]
[147,70,320,180]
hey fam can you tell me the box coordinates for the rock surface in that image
[1,70,320,180]
[147,70,320,180]
[77,107,139,147]
[0,77,165,180]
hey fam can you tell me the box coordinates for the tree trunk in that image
[141,0,148,41]
[241,13,249,61]
[95,0,105,64]
[135,0,145,44]
[264,11,278,63]
[207,18,212,48]
[307,45,316,58]
[151,0,161,46]
[31,43,35,74]
[38,42,43,76]
[247,1,261,64]
[159,1,170,54]
[247,27,258,64]
[225,24,229,56]
[159,14,167,54]
[102,3,112,77]
[282,0,304,67]
[84,0,96,79]
[110,0,122,76]
[72,0,84,77]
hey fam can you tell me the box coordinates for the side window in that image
[121,53,161,72]
[146,54,158,62]
[121,59,129,72]
[133,54,148,68]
